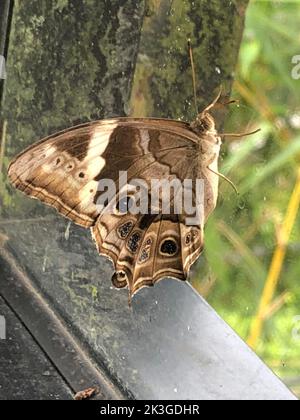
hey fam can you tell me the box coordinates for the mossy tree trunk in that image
[2,0,146,147]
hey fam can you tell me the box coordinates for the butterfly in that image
[7,90,230,297]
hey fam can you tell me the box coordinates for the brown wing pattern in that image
[8,118,198,227]
[92,212,203,297]
[8,117,213,297]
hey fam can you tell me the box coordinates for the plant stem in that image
[247,168,300,349]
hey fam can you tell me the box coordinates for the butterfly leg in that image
[207,153,238,195]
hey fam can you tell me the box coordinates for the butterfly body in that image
[8,110,221,298]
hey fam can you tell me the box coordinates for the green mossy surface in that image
[132,0,249,121]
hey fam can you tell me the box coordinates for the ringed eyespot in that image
[117,221,134,239]
[139,249,150,263]
[186,229,199,245]
[53,157,64,167]
[127,231,141,254]
[138,238,153,264]
[111,271,127,289]
[160,239,178,257]
[185,233,192,245]
[65,162,75,171]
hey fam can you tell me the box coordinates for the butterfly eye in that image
[160,239,178,257]
[78,172,85,179]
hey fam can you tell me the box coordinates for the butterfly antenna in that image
[220,128,261,139]
[208,166,239,195]
[188,40,199,116]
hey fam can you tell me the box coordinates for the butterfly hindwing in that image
[92,211,204,296]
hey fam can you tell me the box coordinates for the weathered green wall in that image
[131,0,249,121]
[2,0,145,143]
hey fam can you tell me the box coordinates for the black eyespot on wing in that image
[53,156,64,168]
[118,221,134,239]
[138,237,153,264]
[185,229,199,246]
[139,249,150,263]
[66,162,75,171]
[185,233,192,245]
[127,231,141,254]
[160,239,178,256]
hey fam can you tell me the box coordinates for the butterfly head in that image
[190,111,216,136]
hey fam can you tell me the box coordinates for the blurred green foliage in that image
[192,0,300,396]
